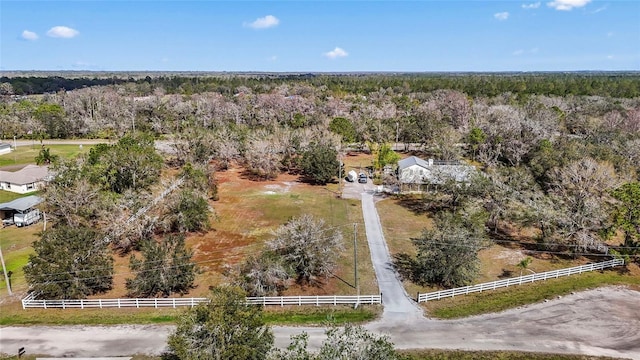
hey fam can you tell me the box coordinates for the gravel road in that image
[1,287,638,358]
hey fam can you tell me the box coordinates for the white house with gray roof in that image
[397,156,474,191]
[0,164,50,194]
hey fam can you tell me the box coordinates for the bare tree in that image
[267,214,343,284]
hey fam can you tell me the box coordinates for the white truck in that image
[346,170,358,182]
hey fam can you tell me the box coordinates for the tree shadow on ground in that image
[395,195,431,215]
[239,169,277,181]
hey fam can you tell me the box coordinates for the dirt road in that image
[1,287,638,358]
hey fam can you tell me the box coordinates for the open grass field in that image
[183,164,377,297]
[0,224,41,295]
[376,194,638,302]
[0,144,95,168]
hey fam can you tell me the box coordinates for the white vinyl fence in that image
[417,258,625,303]
[21,293,381,310]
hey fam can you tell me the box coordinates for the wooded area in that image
[4,72,638,298]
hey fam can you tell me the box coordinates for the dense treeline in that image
[0,76,126,95]
[2,72,640,97]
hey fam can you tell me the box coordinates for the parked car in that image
[358,173,368,183]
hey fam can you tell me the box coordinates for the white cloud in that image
[47,26,79,38]
[522,2,541,9]
[607,55,614,60]
[245,15,279,29]
[268,55,278,61]
[21,30,38,40]
[513,48,539,56]
[494,12,510,20]
[607,31,614,37]
[324,47,348,59]
[591,5,607,13]
[547,0,591,11]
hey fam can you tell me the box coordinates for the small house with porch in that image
[0,195,43,227]
[397,156,475,192]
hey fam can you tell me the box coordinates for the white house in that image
[397,156,474,191]
[0,164,50,194]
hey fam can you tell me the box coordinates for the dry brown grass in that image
[374,194,617,299]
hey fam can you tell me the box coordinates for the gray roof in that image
[398,156,430,171]
[0,195,43,212]
[398,156,475,184]
[0,164,49,185]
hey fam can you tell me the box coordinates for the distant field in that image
[0,144,94,167]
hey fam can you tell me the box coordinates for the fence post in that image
[43,300,47,309]
[62,300,65,309]
[155,298,158,309]
[136,298,139,308]
[117,298,121,308]
[99,299,103,309]
[81,299,84,309]
[173,298,176,308]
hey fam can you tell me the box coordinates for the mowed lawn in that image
[0,143,96,167]
[0,224,41,295]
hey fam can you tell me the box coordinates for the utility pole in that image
[353,223,359,297]
[338,152,342,197]
[0,237,12,296]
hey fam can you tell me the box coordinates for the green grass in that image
[0,191,38,203]
[0,301,184,325]
[424,267,640,319]
[0,225,40,293]
[0,300,378,326]
[0,144,95,167]
[262,305,379,325]
[399,349,619,360]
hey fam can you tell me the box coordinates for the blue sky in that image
[1,0,638,71]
